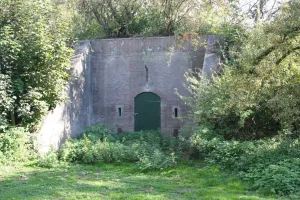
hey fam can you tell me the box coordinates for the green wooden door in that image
[134,92,161,131]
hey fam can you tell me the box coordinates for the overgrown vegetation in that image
[190,126,300,197]
[184,0,300,140]
[0,127,37,164]
[7,123,288,197]
[68,0,197,39]
[0,0,73,131]
[1,123,300,198]
[1,0,300,199]
[178,0,300,197]
[58,125,184,171]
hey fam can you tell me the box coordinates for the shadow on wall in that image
[38,41,92,153]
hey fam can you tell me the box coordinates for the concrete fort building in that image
[38,36,221,152]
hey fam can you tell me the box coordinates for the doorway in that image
[134,92,161,131]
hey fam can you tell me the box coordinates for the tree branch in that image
[276,46,300,65]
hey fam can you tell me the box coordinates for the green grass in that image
[0,162,274,200]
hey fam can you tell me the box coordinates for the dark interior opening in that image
[118,107,122,117]
[145,65,149,83]
[174,108,178,118]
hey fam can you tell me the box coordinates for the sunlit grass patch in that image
[0,162,275,200]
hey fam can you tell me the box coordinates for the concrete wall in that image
[38,41,91,153]
[38,36,221,152]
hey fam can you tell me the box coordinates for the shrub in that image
[190,127,300,196]
[191,130,256,170]
[92,139,131,163]
[57,138,80,163]
[137,149,177,171]
[243,159,300,196]
[37,151,59,168]
[59,135,136,164]
[59,125,181,170]
[81,124,117,142]
[0,127,35,164]
[0,1,74,131]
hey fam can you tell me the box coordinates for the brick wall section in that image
[90,36,206,133]
[38,36,221,153]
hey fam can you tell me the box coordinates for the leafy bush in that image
[137,149,177,171]
[81,125,117,142]
[0,127,36,164]
[59,135,136,164]
[182,1,300,140]
[0,0,73,131]
[191,127,254,170]
[59,125,181,170]
[190,126,300,196]
[37,151,59,168]
[243,159,300,196]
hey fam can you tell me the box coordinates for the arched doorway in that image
[134,92,161,131]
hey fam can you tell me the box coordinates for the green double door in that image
[134,92,161,131]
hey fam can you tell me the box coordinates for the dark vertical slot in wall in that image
[174,108,178,118]
[118,107,122,117]
[145,65,149,83]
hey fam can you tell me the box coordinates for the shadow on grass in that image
[0,163,274,200]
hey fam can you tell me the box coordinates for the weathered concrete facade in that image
[38,41,92,153]
[90,36,206,133]
[38,36,220,153]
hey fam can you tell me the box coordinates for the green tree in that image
[0,0,73,131]
[71,0,197,38]
[77,0,146,38]
[184,0,300,139]
[149,0,197,35]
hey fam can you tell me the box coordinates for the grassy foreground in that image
[0,163,273,200]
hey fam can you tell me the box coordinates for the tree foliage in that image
[0,0,73,131]
[184,0,300,139]
[70,0,196,38]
